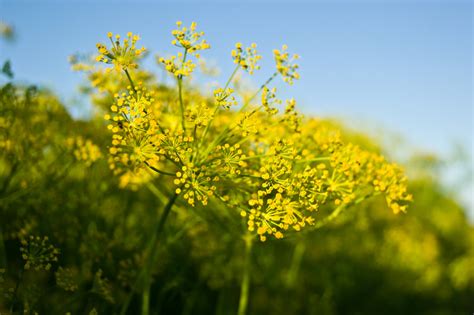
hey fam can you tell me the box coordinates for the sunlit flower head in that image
[171,21,210,56]
[96,32,146,71]
[231,42,261,75]
[273,45,300,84]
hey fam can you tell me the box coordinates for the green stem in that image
[177,77,186,131]
[120,284,133,315]
[144,161,175,176]
[196,64,240,160]
[285,241,306,288]
[124,69,137,94]
[177,49,188,132]
[0,227,6,268]
[237,235,253,315]
[10,266,24,313]
[141,192,179,315]
[311,204,346,231]
[198,71,278,161]
[142,290,150,315]
[307,192,380,233]
[224,64,240,90]
[240,71,278,113]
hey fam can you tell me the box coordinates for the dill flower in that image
[236,112,260,137]
[66,136,102,166]
[171,21,210,56]
[96,32,146,71]
[173,164,218,206]
[261,87,281,115]
[231,43,261,74]
[273,45,300,84]
[105,85,168,187]
[92,21,411,243]
[159,53,196,77]
[20,236,59,271]
[372,162,412,213]
[92,269,115,304]
[185,102,213,127]
[281,98,301,131]
[212,143,247,175]
[214,87,237,109]
[55,267,79,292]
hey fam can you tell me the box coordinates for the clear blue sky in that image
[1,0,472,156]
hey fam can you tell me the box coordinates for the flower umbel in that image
[231,43,261,75]
[273,45,300,84]
[171,21,210,56]
[96,32,146,71]
[20,236,59,271]
[214,87,238,109]
[159,53,196,77]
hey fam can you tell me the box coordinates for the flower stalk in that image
[237,234,253,315]
[141,191,179,315]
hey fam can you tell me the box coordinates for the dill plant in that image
[0,32,471,313]
[88,21,412,315]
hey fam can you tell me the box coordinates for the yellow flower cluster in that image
[214,88,237,109]
[261,87,281,115]
[212,143,247,175]
[231,43,262,75]
[158,53,196,77]
[96,32,146,71]
[20,236,59,271]
[105,85,162,177]
[0,116,12,151]
[66,136,102,166]
[55,267,79,292]
[185,102,213,127]
[281,98,301,131]
[174,164,218,206]
[273,45,300,84]
[89,21,411,242]
[172,21,210,56]
[372,161,412,213]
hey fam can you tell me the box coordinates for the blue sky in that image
[1,0,472,209]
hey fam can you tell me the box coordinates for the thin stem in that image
[124,68,167,136]
[306,192,381,233]
[177,77,186,131]
[198,72,278,162]
[124,69,137,94]
[141,191,179,315]
[195,64,240,160]
[240,71,278,113]
[0,227,6,268]
[142,290,150,315]
[144,161,175,176]
[10,266,24,313]
[224,64,240,90]
[311,204,346,231]
[285,241,306,288]
[177,49,188,132]
[237,234,253,315]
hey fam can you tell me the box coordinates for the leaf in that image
[1,60,14,79]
